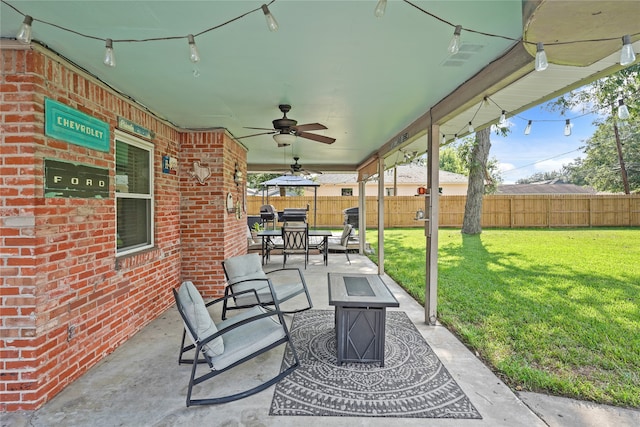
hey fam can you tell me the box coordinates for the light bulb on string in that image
[261,4,279,32]
[498,110,507,127]
[187,34,200,63]
[447,25,462,54]
[564,119,571,136]
[441,134,446,144]
[618,99,630,120]
[468,122,474,133]
[16,15,33,44]
[620,35,636,66]
[524,120,532,135]
[103,39,116,68]
[374,0,387,18]
[535,42,548,71]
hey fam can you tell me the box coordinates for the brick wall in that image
[179,131,248,297]
[1,44,246,411]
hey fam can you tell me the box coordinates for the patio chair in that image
[221,253,312,319]
[325,224,353,264]
[281,222,309,269]
[173,281,299,406]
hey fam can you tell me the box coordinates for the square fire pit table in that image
[328,273,399,366]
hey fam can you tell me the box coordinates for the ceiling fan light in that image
[273,133,296,146]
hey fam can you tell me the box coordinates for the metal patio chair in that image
[173,281,299,406]
[325,224,353,264]
[281,222,309,269]
[221,253,312,319]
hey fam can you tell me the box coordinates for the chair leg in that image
[345,250,351,265]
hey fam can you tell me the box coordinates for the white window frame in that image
[115,130,154,256]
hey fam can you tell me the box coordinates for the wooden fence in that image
[247,195,640,228]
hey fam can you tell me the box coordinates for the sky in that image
[490,101,600,184]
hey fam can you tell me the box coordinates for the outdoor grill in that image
[343,207,358,229]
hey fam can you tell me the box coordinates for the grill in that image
[343,207,358,229]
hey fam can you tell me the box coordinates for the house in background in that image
[497,180,597,194]
[309,164,469,197]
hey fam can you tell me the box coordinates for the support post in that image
[358,180,366,254]
[425,124,439,325]
[377,156,385,275]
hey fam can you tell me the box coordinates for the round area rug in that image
[269,310,482,418]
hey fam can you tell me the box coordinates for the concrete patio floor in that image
[5,253,639,427]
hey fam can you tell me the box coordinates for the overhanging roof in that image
[1,0,638,173]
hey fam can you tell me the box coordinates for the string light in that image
[448,25,462,54]
[468,122,474,133]
[535,42,548,71]
[374,0,387,18]
[16,14,32,44]
[441,91,639,142]
[620,35,636,66]
[617,99,630,120]
[261,4,279,32]
[498,110,507,127]
[187,34,200,63]
[103,38,115,68]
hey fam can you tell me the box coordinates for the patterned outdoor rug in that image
[269,310,482,419]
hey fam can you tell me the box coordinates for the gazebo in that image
[260,175,320,229]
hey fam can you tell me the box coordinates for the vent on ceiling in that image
[441,43,484,67]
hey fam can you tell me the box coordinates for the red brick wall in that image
[1,44,246,411]
[179,131,248,297]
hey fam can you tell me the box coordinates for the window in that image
[115,131,154,256]
[341,188,353,196]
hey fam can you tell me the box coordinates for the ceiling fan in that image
[238,104,335,147]
[282,157,322,176]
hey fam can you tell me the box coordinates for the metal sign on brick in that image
[45,98,110,152]
[44,159,109,198]
[117,116,154,140]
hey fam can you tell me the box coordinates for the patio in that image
[7,253,638,427]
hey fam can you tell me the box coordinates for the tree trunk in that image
[462,127,491,235]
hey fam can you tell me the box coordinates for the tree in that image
[441,137,503,193]
[564,119,640,192]
[439,146,467,176]
[545,64,640,193]
[516,170,565,184]
[461,127,492,234]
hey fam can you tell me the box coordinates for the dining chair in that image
[281,222,309,269]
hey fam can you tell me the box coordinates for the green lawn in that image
[366,228,640,408]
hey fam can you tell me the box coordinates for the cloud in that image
[498,162,516,172]
[534,157,575,172]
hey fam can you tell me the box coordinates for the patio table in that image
[257,229,332,266]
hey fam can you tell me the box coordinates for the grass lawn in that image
[366,228,640,408]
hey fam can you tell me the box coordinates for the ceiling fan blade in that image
[298,132,336,144]
[244,127,276,131]
[294,123,327,132]
[236,131,276,139]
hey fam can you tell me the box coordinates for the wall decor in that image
[44,159,109,198]
[162,156,178,174]
[45,98,110,152]
[189,161,211,185]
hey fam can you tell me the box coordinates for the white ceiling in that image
[1,1,638,173]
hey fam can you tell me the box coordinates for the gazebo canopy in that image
[259,175,320,228]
